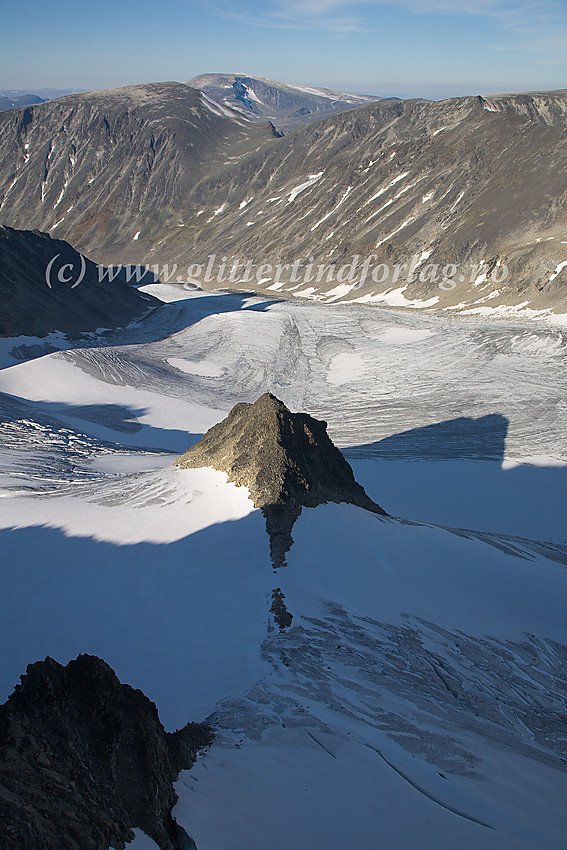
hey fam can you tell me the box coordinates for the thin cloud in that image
[210,0,567,38]
[210,2,363,31]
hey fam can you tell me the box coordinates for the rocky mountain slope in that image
[0,82,277,262]
[0,83,566,316]
[163,92,567,317]
[186,73,385,131]
[0,654,212,850]
[0,226,160,337]
[176,393,385,566]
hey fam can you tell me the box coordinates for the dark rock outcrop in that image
[0,654,212,850]
[176,393,386,566]
[0,227,161,338]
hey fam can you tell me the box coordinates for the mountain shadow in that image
[0,393,199,454]
[2,288,283,371]
[345,413,567,554]
[0,227,161,339]
[345,414,509,461]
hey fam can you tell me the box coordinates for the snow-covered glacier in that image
[1,285,566,849]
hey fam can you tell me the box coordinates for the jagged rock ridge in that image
[0,654,212,850]
[176,393,386,566]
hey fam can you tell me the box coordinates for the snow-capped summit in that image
[186,73,388,131]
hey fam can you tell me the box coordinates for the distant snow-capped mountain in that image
[186,73,390,131]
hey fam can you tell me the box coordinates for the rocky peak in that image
[176,393,386,566]
[0,654,212,850]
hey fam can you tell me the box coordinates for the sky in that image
[1,0,566,99]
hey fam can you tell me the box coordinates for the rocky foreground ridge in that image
[0,654,212,850]
[176,393,386,566]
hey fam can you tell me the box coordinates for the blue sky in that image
[1,0,565,98]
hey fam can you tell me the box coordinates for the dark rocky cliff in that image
[0,654,212,850]
[0,226,160,337]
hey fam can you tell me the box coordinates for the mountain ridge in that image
[0,94,44,113]
[0,81,566,317]
[0,82,277,261]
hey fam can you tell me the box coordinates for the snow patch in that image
[378,326,434,344]
[290,85,338,100]
[167,357,224,378]
[120,828,161,848]
[324,282,359,302]
[286,172,324,204]
[327,351,366,384]
[311,186,353,231]
[349,285,439,309]
[54,181,68,207]
[201,93,243,122]
[364,172,410,206]
[375,216,416,249]
[481,99,499,112]
[292,287,321,300]
[549,261,567,282]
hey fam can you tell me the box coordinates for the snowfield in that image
[0,285,566,849]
